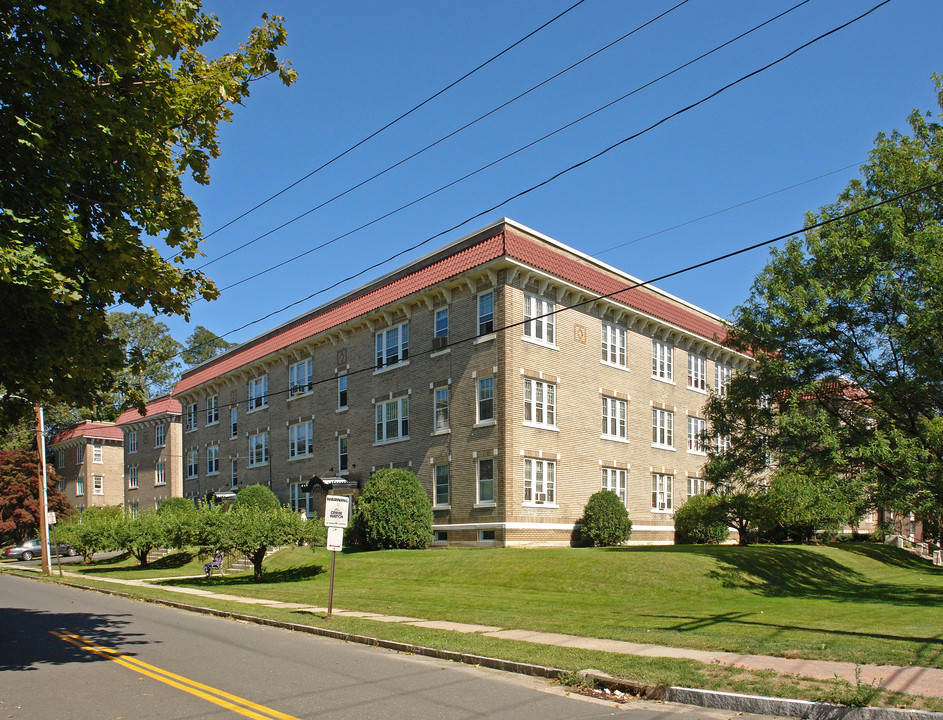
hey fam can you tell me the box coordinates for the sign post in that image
[323,495,350,619]
[48,512,63,576]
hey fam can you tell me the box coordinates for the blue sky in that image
[155,0,941,349]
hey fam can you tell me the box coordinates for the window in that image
[477,457,495,504]
[248,376,268,410]
[129,466,138,490]
[602,467,627,504]
[249,432,270,467]
[92,475,104,495]
[434,463,450,507]
[479,529,496,542]
[92,442,103,463]
[652,408,674,448]
[652,473,673,511]
[523,293,554,345]
[523,378,555,429]
[76,477,85,495]
[602,323,626,367]
[186,450,198,479]
[128,501,139,518]
[57,451,64,468]
[155,424,166,447]
[289,482,313,515]
[688,476,707,497]
[652,340,673,381]
[230,460,238,488]
[715,363,732,397]
[601,397,627,440]
[433,386,449,432]
[338,435,348,473]
[76,445,84,464]
[375,323,409,369]
[207,445,219,475]
[523,458,555,505]
[337,372,348,409]
[289,359,313,398]
[435,531,448,542]
[716,434,731,454]
[128,430,137,453]
[688,354,706,391]
[478,290,494,336]
[230,407,238,439]
[434,307,449,338]
[376,397,409,442]
[155,462,166,486]
[206,395,219,425]
[186,403,197,431]
[688,416,706,454]
[58,479,65,492]
[477,376,494,423]
[289,421,313,459]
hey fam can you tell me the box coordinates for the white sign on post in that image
[47,511,57,525]
[324,495,350,528]
[326,526,344,552]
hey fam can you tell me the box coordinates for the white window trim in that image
[337,372,348,410]
[128,465,138,490]
[601,396,627,442]
[128,431,137,454]
[476,457,496,507]
[652,339,674,384]
[154,424,166,448]
[687,416,707,455]
[375,396,409,444]
[523,457,557,508]
[602,467,627,505]
[288,421,314,460]
[652,472,674,513]
[433,462,450,509]
[476,375,495,425]
[185,403,197,432]
[155,462,166,486]
[206,395,220,426]
[207,445,220,476]
[248,432,270,467]
[652,407,675,450]
[289,359,313,400]
[247,376,269,412]
[433,386,450,434]
[92,442,103,464]
[186,450,199,479]
[601,322,627,370]
[338,435,349,475]
[92,475,104,495]
[375,323,409,371]
[523,293,556,348]
[477,290,495,337]
[523,378,556,431]
[688,353,707,393]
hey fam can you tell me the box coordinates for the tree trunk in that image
[251,545,266,582]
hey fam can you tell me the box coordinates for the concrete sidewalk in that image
[49,568,943,701]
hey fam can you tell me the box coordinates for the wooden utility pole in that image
[33,403,51,574]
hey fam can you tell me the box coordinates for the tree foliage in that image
[234,484,280,511]
[181,325,235,368]
[112,510,165,568]
[0,448,73,544]
[108,311,183,404]
[578,490,632,547]
[0,1,296,417]
[350,469,433,550]
[220,503,318,582]
[58,505,123,562]
[705,76,943,543]
[674,494,730,545]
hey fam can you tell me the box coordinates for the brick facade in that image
[48,422,124,510]
[116,396,183,514]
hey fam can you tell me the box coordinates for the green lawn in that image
[70,542,943,670]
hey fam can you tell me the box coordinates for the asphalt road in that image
[0,573,772,720]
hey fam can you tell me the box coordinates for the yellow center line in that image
[51,631,302,720]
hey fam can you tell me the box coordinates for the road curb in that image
[29,574,943,720]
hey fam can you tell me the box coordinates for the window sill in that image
[287,392,312,403]
[430,347,451,357]
[687,386,707,395]
[248,462,270,469]
[523,422,558,432]
[521,336,558,351]
[373,359,410,375]
[474,419,496,429]
[154,483,167,487]
[651,375,676,386]
[246,404,268,415]
[651,508,674,515]
[687,449,707,456]
[184,428,197,434]
[522,502,559,509]
[374,436,410,447]
[128,487,138,492]
[601,435,629,443]
[288,455,313,462]
[473,333,496,345]
[601,360,630,372]
[433,504,451,511]
[652,444,676,451]
[207,471,219,477]
[206,420,220,427]
[336,406,348,414]
[431,428,451,437]
[473,502,496,509]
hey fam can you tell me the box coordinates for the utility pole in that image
[33,403,51,574]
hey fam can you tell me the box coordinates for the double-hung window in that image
[248,376,268,410]
[652,340,673,381]
[716,434,731,455]
[523,293,554,345]
[688,416,706,454]
[523,378,555,429]
[602,467,627,504]
[601,323,626,367]
[477,376,494,423]
[433,386,449,432]
[186,450,198,479]
[688,354,706,391]
[231,460,238,488]
[185,403,197,431]
[249,432,270,467]
[434,463,450,507]
[129,466,138,490]
[289,421,313,459]
[477,458,495,504]
[477,290,494,336]
[289,359,313,398]
[523,458,555,505]
[154,424,166,447]
[155,462,166,486]
[206,395,219,425]
[230,407,238,438]
[375,397,409,442]
[715,363,732,397]
[652,473,673,511]
[434,307,449,339]
[338,436,348,473]
[207,445,219,475]
[76,446,84,464]
[652,408,674,448]
[128,430,137,453]
[601,397,627,440]
[57,451,64,468]
[376,323,409,369]
[92,442,103,463]
[76,477,85,495]
[337,372,348,409]
[688,476,707,497]
[93,475,104,495]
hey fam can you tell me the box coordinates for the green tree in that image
[0,448,73,544]
[234,484,280,511]
[181,326,235,368]
[222,504,314,582]
[58,505,123,562]
[350,469,433,550]
[156,497,198,550]
[705,76,943,543]
[112,510,164,568]
[578,490,632,547]
[0,2,296,417]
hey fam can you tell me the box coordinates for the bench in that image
[203,551,224,577]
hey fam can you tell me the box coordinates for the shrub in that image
[350,469,433,549]
[156,497,197,517]
[579,490,632,547]
[674,494,730,544]
[234,484,280,511]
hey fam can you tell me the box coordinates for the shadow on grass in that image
[836,543,943,573]
[165,563,327,587]
[76,551,197,575]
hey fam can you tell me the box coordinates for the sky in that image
[150,0,942,350]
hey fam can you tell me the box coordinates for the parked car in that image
[2,538,76,561]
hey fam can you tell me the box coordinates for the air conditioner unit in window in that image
[658,502,666,510]
[535,492,547,503]
[432,336,448,351]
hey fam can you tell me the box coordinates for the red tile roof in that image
[174,221,728,396]
[50,421,123,445]
[115,396,182,426]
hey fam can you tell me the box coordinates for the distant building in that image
[48,421,124,510]
[116,396,183,515]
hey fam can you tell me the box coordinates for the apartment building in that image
[48,421,124,510]
[173,219,747,546]
[116,396,183,514]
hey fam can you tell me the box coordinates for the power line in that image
[197,0,695,271]
[197,0,590,243]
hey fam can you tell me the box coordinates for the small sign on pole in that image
[326,526,344,552]
[47,511,57,525]
[323,495,350,619]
